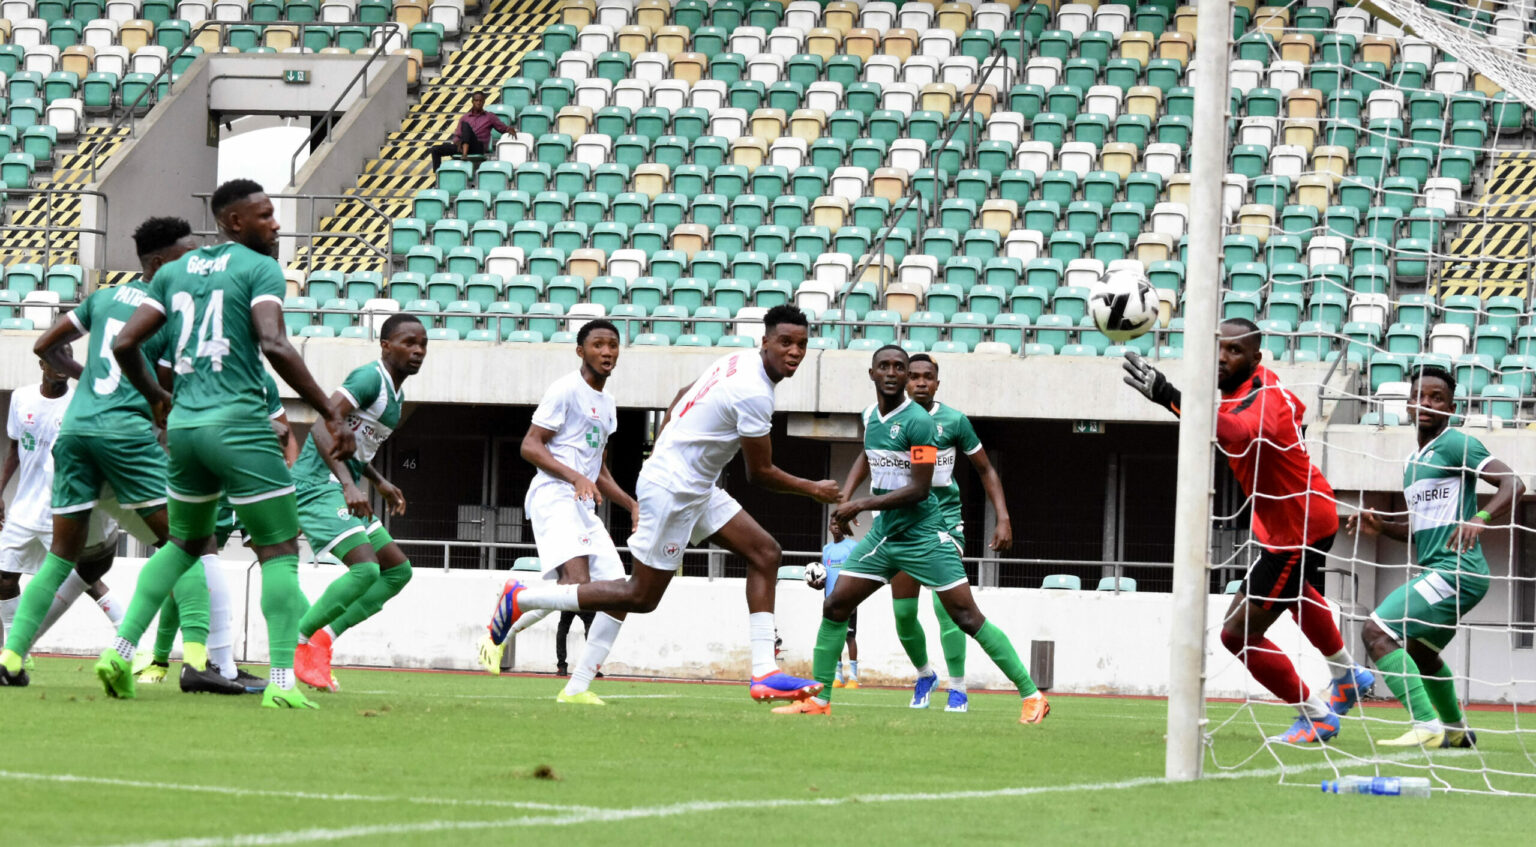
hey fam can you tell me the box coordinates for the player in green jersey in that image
[1347,365,1523,748]
[291,312,425,692]
[775,346,1047,723]
[0,218,233,694]
[138,370,297,692]
[96,179,356,709]
[840,353,1013,712]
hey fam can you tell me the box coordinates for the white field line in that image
[0,771,596,814]
[98,751,1476,847]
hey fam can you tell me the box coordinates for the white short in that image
[0,510,119,575]
[526,485,626,582]
[625,476,743,572]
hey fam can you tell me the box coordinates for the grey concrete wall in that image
[90,57,219,272]
[87,53,409,274]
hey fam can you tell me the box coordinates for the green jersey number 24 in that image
[171,289,231,374]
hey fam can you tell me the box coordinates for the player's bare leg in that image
[553,558,625,705]
[703,510,825,701]
[1223,593,1338,743]
[775,572,885,715]
[933,582,1047,723]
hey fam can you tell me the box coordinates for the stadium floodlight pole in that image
[1165,0,1231,782]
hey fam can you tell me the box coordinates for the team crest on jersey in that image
[336,507,350,519]
[663,542,681,559]
[20,432,36,450]
[936,424,945,437]
[579,534,591,546]
[890,423,901,438]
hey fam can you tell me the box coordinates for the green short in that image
[1371,568,1490,653]
[166,423,297,546]
[51,431,168,516]
[296,484,394,560]
[841,520,968,591]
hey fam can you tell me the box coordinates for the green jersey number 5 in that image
[171,289,231,374]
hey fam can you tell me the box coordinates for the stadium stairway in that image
[0,123,130,269]
[288,0,556,274]
[1439,149,1536,301]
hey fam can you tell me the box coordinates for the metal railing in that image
[0,186,110,273]
[837,0,1038,351]
[376,535,1170,593]
[191,190,394,267]
[92,19,404,181]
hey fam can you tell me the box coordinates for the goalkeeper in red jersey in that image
[1123,317,1375,744]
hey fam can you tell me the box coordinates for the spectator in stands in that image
[427,92,511,170]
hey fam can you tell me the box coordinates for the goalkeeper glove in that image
[1122,350,1183,416]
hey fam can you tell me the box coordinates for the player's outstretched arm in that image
[521,424,602,502]
[842,451,869,501]
[1450,458,1526,553]
[111,303,172,411]
[832,457,936,530]
[251,300,355,460]
[361,463,407,515]
[968,447,1013,551]
[309,390,370,518]
[1345,508,1408,542]
[1122,350,1182,416]
[596,451,637,518]
[33,314,86,380]
[741,434,841,503]
[0,440,17,528]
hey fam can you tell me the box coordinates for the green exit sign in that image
[284,70,309,84]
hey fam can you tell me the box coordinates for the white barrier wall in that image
[36,558,1532,703]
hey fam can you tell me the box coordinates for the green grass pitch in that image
[5,657,1533,845]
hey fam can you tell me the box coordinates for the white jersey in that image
[526,370,618,501]
[5,383,72,532]
[641,352,776,497]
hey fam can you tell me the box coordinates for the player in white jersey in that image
[0,351,126,672]
[494,305,843,702]
[477,320,637,704]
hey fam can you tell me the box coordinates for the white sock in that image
[1023,690,1044,702]
[35,570,88,641]
[511,607,554,635]
[1300,693,1332,720]
[0,596,18,642]
[1415,719,1446,733]
[271,667,294,689]
[95,591,125,627]
[113,636,136,661]
[950,678,967,694]
[1324,649,1354,678]
[202,555,236,678]
[915,663,935,679]
[517,584,582,612]
[564,613,622,696]
[749,612,778,677]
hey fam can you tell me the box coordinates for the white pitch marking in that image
[101,751,1475,847]
[0,770,595,813]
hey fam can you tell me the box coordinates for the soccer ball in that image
[803,562,827,590]
[1089,264,1160,342]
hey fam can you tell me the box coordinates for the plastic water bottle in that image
[1321,776,1432,797]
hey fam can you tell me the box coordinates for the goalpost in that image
[1170,0,1536,791]
[1164,0,1230,781]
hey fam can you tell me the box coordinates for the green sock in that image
[329,561,412,637]
[932,590,967,680]
[1377,648,1437,725]
[973,620,1038,698]
[118,543,199,644]
[891,597,929,670]
[813,617,850,704]
[1421,661,1464,726]
[171,559,210,647]
[3,552,75,658]
[260,554,306,670]
[298,560,381,638]
[152,596,179,664]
